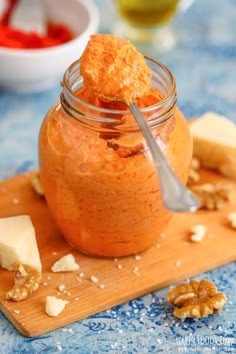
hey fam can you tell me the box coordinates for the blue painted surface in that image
[0,0,235,352]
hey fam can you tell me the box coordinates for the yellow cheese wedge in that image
[0,215,42,272]
[190,112,236,179]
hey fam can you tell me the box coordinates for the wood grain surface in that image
[0,170,235,337]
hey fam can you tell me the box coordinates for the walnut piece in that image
[167,279,227,319]
[107,136,143,158]
[31,173,44,196]
[6,264,42,301]
[190,183,234,210]
[187,158,200,186]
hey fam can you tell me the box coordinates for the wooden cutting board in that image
[0,170,235,337]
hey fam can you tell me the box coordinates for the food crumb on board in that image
[13,310,20,314]
[175,260,182,267]
[58,285,65,292]
[134,254,142,261]
[12,198,20,204]
[190,225,206,242]
[133,266,140,276]
[117,264,123,269]
[90,275,99,283]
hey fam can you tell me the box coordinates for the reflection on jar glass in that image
[38,57,192,257]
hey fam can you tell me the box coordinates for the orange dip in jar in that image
[38,35,192,257]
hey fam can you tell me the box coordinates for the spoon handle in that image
[129,103,199,212]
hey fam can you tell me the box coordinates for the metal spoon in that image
[128,102,199,212]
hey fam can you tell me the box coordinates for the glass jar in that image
[38,57,192,257]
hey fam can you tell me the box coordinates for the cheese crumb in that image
[134,255,142,261]
[90,275,99,283]
[51,254,79,272]
[58,285,65,292]
[133,266,140,276]
[45,296,68,317]
[190,225,206,242]
[13,310,20,314]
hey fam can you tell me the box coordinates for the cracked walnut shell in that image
[167,279,227,319]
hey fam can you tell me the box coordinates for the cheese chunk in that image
[46,296,68,317]
[0,215,42,272]
[190,112,236,179]
[51,254,79,272]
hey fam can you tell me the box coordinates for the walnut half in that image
[6,264,42,301]
[190,183,235,210]
[167,279,227,319]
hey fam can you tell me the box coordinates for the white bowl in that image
[0,0,99,92]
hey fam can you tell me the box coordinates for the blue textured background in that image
[0,0,235,353]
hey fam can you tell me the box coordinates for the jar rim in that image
[62,56,177,116]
